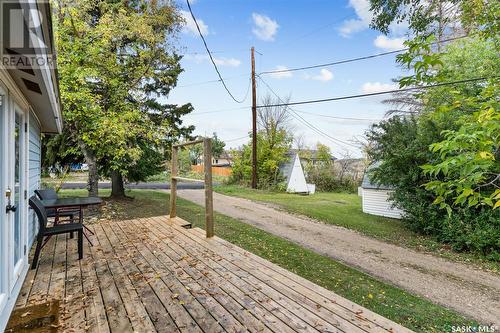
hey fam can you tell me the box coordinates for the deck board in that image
[11,216,413,333]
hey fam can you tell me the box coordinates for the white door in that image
[0,86,27,320]
[11,105,26,285]
[0,87,8,324]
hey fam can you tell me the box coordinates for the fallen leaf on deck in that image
[20,311,31,317]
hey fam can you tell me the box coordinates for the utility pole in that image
[251,46,257,189]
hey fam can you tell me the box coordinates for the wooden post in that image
[169,146,178,219]
[203,138,214,238]
[251,46,258,189]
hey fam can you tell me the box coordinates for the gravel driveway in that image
[177,189,500,326]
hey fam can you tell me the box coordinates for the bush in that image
[306,165,359,193]
[229,130,291,188]
[440,208,500,259]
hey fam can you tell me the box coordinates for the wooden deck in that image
[10,216,412,333]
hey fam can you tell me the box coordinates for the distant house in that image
[333,158,367,182]
[292,148,336,166]
[360,165,403,219]
[280,153,315,194]
[212,151,232,167]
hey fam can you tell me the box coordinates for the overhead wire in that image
[186,0,248,103]
[225,135,249,143]
[256,76,497,108]
[275,5,369,48]
[176,73,248,88]
[257,75,358,150]
[188,105,250,116]
[259,35,468,75]
[293,110,381,122]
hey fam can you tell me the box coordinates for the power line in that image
[257,76,358,150]
[188,106,250,116]
[293,110,381,122]
[259,35,468,75]
[225,135,249,143]
[289,108,359,149]
[183,48,249,56]
[277,10,362,47]
[176,74,248,88]
[186,0,247,103]
[256,76,496,108]
[177,79,221,88]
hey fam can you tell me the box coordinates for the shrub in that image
[439,208,500,258]
[306,165,359,193]
[229,130,291,188]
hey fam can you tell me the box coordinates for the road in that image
[176,189,500,326]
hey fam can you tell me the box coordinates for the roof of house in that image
[361,162,395,190]
[280,153,295,183]
[289,149,336,161]
[3,0,62,133]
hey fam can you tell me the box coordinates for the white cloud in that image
[213,57,241,67]
[306,69,334,82]
[184,54,241,67]
[252,13,279,41]
[269,65,293,79]
[374,35,406,51]
[361,82,398,94]
[339,0,372,37]
[180,10,209,36]
[339,0,408,38]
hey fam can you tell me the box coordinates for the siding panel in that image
[28,112,41,245]
[361,189,403,219]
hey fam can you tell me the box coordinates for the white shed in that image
[360,171,403,219]
[281,153,314,194]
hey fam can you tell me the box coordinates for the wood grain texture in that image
[12,216,413,333]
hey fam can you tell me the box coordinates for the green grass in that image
[60,189,477,332]
[215,185,500,273]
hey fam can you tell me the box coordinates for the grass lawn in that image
[60,188,476,332]
[215,185,500,273]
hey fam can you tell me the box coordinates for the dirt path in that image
[177,189,500,325]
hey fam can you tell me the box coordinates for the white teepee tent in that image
[285,154,309,193]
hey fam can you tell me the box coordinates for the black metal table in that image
[41,197,102,245]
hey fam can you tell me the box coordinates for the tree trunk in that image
[110,170,126,198]
[79,142,99,197]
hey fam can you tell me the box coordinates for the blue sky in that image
[168,0,409,157]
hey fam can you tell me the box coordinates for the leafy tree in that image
[51,0,194,197]
[258,94,294,150]
[368,0,498,38]
[366,7,500,255]
[231,130,292,188]
[422,81,500,211]
[211,132,226,159]
[316,143,333,164]
[394,35,500,210]
[230,94,294,188]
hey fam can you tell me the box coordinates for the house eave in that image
[2,0,62,133]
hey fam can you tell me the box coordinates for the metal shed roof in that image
[361,162,395,190]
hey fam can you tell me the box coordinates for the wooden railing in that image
[170,138,214,238]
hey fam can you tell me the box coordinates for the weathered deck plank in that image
[141,217,336,333]
[12,216,413,333]
[98,223,179,333]
[96,224,157,332]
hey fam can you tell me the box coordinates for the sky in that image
[167,0,409,158]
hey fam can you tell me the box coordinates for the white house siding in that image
[28,112,41,245]
[361,188,403,219]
